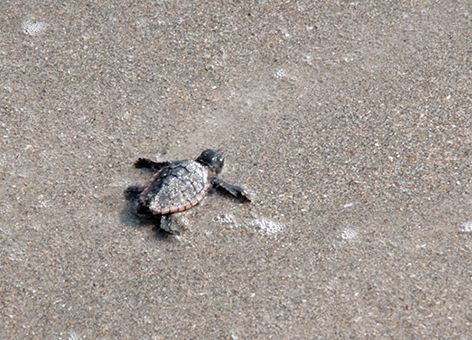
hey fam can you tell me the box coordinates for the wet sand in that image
[1,1,471,338]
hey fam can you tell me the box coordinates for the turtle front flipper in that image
[212,178,251,202]
[135,158,170,172]
[160,215,181,235]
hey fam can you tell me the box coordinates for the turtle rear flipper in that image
[160,215,181,235]
[212,178,251,202]
[135,158,170,172]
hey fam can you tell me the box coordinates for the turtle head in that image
[196,149,224,174]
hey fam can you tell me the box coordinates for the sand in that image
[1,1,471,338]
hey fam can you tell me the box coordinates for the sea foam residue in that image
[214,214,236,225]
[22,20,48,35]
[459,221,472,233]
[214,214,284,235]
[341,226,358,241]
[250,217,284,235]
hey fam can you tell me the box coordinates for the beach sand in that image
[1,1,471,338]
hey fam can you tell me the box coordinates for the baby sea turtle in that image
[127,149,250,234]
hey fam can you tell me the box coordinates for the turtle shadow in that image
[120,185,169,241]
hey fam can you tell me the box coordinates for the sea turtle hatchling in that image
[127,149,251,234]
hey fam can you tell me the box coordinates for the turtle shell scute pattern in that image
[140,160,210,214]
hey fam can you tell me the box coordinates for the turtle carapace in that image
[129,149,250,235]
